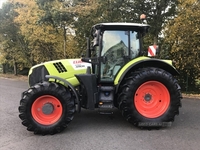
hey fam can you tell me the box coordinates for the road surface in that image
[0,77,200,150]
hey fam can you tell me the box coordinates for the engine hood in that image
[28,59,91,87]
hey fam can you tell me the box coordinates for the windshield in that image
[102,30,140,59]
[100,30,140,82]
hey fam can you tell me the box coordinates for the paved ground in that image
[0,77,200,150]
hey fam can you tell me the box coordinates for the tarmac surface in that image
[0,77,200,150]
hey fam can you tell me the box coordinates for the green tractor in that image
[18,17,182,135]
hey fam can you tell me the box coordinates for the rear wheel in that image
[118,67,182,127]
[19,81,75,135]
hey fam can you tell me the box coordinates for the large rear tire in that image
[118,67,182,127]
[19,81,75,135]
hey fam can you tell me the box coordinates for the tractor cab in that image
[77,23,150,112]
[84,23,150,83]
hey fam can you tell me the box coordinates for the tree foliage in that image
[68,0,178,55]
[0,1,29,74]
[1,0,179,65]
[164,0,200,91]
[2,0,198,92]
[132,0,178,43]
[14,0,65,63]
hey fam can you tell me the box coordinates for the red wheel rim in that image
[134,81,170,118]
[31,95,63,125]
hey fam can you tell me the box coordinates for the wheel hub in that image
[42,103,54,115]
[144,93,152,102]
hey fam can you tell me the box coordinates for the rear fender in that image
[114,56,179,89]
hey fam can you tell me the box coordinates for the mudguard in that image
[114,56,179,86]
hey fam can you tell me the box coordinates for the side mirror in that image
[86,38,91,57]
[92,29,100,47]
[90,43,95,51]
[102,56,107,64]
[93,36,99,47]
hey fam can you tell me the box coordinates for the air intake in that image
[53,62,67,73]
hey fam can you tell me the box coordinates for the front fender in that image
[114,56,179,86]
[45,75,81,113]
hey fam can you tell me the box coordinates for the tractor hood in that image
[28,59,91,87]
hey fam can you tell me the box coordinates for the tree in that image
[0,0,180,73]
[131,0,178,45]
[13,0,67,63]
[32,0,179,57]
[0,1,27,75]
[71,0,178,56]
[164,0,200,91]
[35,0,78,58]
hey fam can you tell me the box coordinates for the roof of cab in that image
[93,22,150,30]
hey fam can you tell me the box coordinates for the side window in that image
[101,31,128,81]
[130,31,140,59]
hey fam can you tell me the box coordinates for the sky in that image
[0,0,7,8]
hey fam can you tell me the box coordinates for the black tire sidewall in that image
[20,82,75,134]
[120,68,180,123]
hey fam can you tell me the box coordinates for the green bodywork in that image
[114,56,176,85]
[28,56,177,88]
[28,59,91,87]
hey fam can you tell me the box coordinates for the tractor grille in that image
[29,65,49,86]
[53,62,67,73]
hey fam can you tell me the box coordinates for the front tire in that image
[19,81,75,135]
[118,67,182,127]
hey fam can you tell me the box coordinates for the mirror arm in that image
[86,37,91,57]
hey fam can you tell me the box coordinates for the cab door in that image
[100,30,140,82]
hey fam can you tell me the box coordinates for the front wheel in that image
[118,67,182,127]
[19,81,75,135]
